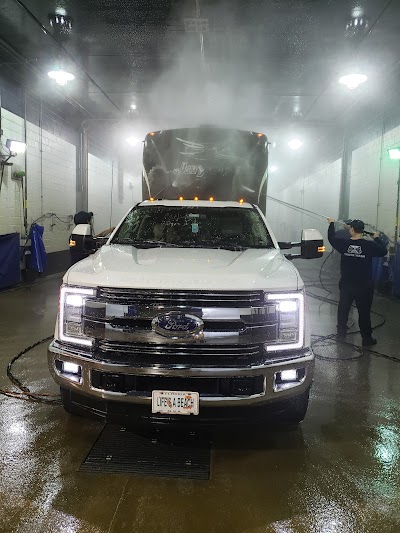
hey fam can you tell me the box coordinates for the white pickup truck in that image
[48,199,324,426]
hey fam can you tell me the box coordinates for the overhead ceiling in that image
[0,0,399,132]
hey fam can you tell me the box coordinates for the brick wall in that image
[0,108,76,253]
[0,110,25,235]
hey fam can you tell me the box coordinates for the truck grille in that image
[91,371,265,397]
[98,341,262,358]
[97,288,264,308]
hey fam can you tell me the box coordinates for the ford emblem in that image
[152,312,204,339]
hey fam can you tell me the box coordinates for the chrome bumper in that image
[48,341,314,407]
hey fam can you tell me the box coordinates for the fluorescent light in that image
[269,165,278,173]
[6,139,26,154]
[338,73,367,90]
[48,69,75,86]
[388,148,400,160]
[126,136,140,147]
[288,139,303,150]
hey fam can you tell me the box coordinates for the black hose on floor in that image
[307,289,400,363]
[1,335,61,404]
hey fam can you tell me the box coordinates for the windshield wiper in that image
[214,245,245,251]
[112,239,175,248]
[114,239,188,248]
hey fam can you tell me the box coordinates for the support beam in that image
[338,133,352,220]
[77,124,88,212]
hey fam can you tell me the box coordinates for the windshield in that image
[112,206,274,250]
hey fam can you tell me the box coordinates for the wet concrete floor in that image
[0,265,399,533]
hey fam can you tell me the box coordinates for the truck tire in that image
[280,387,310,426]
[60,387,81,416]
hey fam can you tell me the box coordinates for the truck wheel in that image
[280,387,310,426]
[60,387,81,416]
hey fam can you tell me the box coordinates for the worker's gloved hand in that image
[327,218,335,224]
[372,231,380,239]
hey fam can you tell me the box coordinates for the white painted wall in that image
[88,154,142,234]
[350,125,400,241]
[267,159,342,247]
[0,108,76,253]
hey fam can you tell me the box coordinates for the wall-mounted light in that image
[269,166,278,173]
[6,139,27,154]
[130,103,137,110]
[288,139,303,150]
[126,136,141,147]
[388,147,400,160]
[48,68,75,86]
[338,73,367,90]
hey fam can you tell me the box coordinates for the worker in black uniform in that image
[327,218,387,346]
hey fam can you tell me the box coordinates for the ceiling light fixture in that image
[49,13,72,31]
[130,103,137,110]
[338,73,367,90]
[48,68,75,86]
[126,136,141,147]
[269,166,278,173]
[288,139,303,150]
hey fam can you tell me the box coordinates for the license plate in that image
[152,390,199,416]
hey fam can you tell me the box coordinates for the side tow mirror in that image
[94,237,108,249]
[277,242,294,250]
[301,229,325,259]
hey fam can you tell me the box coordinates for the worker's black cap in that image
[350,219,365,233]
[74,211,93,225]
[344,219,352,225]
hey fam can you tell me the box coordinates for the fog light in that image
[63,362,81,374]
[274,368,306,391]
[280,369,297,382]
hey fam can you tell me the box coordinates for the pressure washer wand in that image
[267,195,393,243]
[267,195,340,222]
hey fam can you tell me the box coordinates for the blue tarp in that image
[393,243,400,298]
[29,223,47,273]
[0,233,21,289]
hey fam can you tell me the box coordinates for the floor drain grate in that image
[79,424,211,480]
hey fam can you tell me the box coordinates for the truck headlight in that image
[264,292,304,352]
[59,285,96,347]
